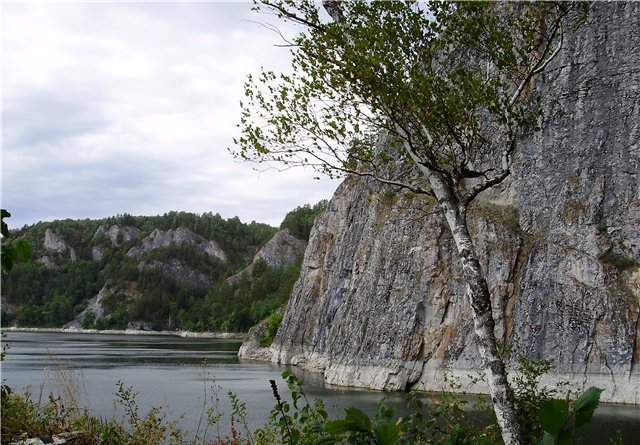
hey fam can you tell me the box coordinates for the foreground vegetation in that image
[1,357,613,445]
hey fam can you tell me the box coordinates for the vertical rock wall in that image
[240,2,640,403]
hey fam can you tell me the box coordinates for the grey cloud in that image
[3,87,111,148]
[2,1,339,229]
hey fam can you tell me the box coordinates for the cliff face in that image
[241,3,640,403]
[127,227,228,263]
[228,229,307,284]
[41,228,77,266]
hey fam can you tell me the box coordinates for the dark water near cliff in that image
[2,332,638,444]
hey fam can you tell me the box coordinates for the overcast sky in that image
[1,1,341,229]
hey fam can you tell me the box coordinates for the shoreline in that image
[2,326,245,340]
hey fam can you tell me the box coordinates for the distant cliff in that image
[228,229,307,284]
[240,2,640,403]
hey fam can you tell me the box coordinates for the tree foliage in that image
[1,210,32,275]
[280,200,328,241]
[235,1,576,202]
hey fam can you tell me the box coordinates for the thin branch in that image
[243,19,297,47]
[261,1,326,32]
[509,13,566,108]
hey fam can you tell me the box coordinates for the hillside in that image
[1,204,325,332]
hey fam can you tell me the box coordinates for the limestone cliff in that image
[227,229,307,284]
[240,3,640,403]
[140,259,215,289]
[41,228,76,267]
[127,227,227,263]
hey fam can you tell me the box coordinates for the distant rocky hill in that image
[1,209,317,332]
[227,229,307,284]
[239,2,640,403]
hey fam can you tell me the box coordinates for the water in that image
[2,331,638,444]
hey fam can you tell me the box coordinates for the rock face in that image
[127,227,227,263]
[227,229,307,283]
[107,224,141,246]
[91,246,103,261]
[42,228,76,265]
[140,259,214,289]
[240,3,640,403]
[66,283,111,328]
[254,229,307,269]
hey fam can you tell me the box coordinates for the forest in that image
[1,202,326,332]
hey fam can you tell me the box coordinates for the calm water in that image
[2,331,638,444]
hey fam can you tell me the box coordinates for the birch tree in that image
[234,2,580,444]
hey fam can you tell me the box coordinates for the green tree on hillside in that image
[235,2,584,443]
[280,200,328,241]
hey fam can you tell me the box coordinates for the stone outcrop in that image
[140,259,214,289]
[93,224,142,246]
[106,224,141,246]
[91,246,103,261]
[66,283,111,328]
[227,229,307,283]
[44,228,69,253]
[93,225,107,240]
[127,227,227,263]
[41,228,76,266]
[240,3,640,403]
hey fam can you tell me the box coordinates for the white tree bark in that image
[427,170,523,445]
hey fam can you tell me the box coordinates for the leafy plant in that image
[261,371,330,445]
[1,209,32,274]
[538,387,603,445]
[260,310,284,347]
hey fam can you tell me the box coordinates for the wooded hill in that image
[1,202,326,332]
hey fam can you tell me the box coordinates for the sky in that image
[1,1,341,229]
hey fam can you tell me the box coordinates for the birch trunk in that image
[427,172,524,445]
[319,2,525,443]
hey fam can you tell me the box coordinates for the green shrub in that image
[538,387,603,445]
[259,310,284,347]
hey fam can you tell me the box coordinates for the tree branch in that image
[509,10,567,108]
[261,1,325,32]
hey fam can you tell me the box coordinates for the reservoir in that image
[2,331,638,444]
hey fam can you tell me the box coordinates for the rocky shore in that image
[3,326,244,340]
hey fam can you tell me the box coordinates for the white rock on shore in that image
[4,326,245,340]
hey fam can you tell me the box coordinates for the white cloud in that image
[1,1,340,229]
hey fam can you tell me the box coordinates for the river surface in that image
[2,331,638,444]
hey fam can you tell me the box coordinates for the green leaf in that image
[573,387,602,428]
[325,408,373,436]
[539,399,569,435]
[344,407,372,431]
[324,419,353,435]
[539,432,555,445]
[373,423,400,445]
[558,426,574,445]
